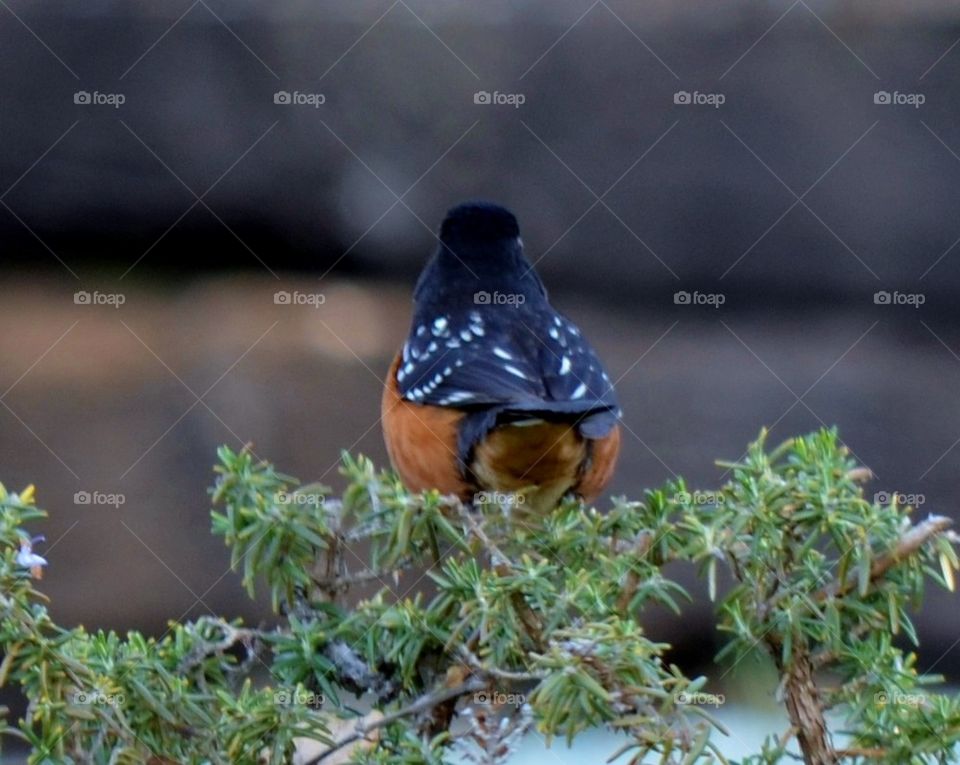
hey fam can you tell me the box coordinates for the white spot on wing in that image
[433,317,448,334]
[493,347,512,360]
[504,364,528,380]
[559,356,571,375]
[572,382,587,399]
[439,390,475,404]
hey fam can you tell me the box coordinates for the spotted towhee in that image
[382,202,621,513]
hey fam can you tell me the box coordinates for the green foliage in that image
[699,430,960,763]
[0,483,330,763]
[0,429,957,764]
[211,445,332,611]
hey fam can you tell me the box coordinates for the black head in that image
[414,201,546,307]
[440,202,520,245]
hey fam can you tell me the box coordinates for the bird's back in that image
[382,201,621,510]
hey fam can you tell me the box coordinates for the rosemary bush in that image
[0,428,958,764]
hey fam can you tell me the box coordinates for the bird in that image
[381,201,621,514]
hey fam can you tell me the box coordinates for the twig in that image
[323,640,395,700]
[616,531,654,613]
[456,502,546,646]
[456,502,509,566]
[308,559,413,589]
[176,619,258,675]
[310,501,345,605]
[819,515,953,602]
[457,646,545,682]
[808,517,955,669]
[835,746,886,759]
[304,676,487,765]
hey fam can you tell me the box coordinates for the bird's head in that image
[414,201,546,305]
[439,202,520,244]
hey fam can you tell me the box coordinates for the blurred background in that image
[3,0,960,758]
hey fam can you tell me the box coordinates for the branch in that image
[779,648,836,765]
[616,532,655,613]
[304,676,487,765]
[457,645,545,682]
[323,640,395,700]
[456,501,509,566]
[765,517,954,763]
[820,514,953,602]
[309,500,345,605]
[836,747,886,759]
[456,502,546,647]
[308,558,414,589]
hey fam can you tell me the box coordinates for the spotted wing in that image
[396,310,545,407]
[396,308,618,417]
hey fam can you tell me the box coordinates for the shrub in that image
[0,428,958,764]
